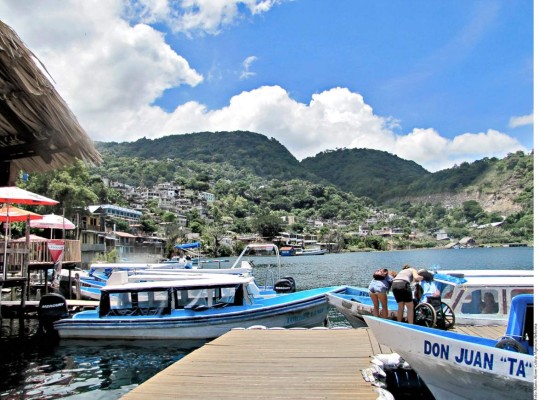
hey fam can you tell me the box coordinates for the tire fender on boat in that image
[495,337,528,353]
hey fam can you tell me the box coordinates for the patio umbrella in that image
[30,214,75,238]
[0,205,43,222]
[0,187,58,206]
[30,214,75,230]
[13,234,48,242]
[0,186,57,279]
[0,205,43,280]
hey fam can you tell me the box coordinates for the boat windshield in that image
[100,289,171,317]
[174,285,243,309]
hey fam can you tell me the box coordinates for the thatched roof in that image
[0,20,101,180]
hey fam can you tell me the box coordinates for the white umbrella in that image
[0,186,58,205]
[30,214,75,230]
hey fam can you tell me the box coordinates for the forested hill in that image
[95,131,532,210]
[300,149,430,201]
[96,131,318,182]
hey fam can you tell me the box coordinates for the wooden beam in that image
[0,139,60,162]
[0,160,10,186]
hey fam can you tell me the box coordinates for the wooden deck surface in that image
[121,325,505,400]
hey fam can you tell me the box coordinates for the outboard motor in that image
[37,293,68,336]
[274,276,296,293]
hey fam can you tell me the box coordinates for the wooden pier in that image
[121,325,505,400]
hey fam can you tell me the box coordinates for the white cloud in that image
[240,56,258,79]
[0,1,203,117]
[509,113,533,128]
[0,1,527,173]
[112,85,525,172]
[126,0,284,35]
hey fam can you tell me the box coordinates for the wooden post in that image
[75,272,81,300]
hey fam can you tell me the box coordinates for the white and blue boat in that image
[53,272,346,340]
[364,294,534,400]
[73,243,281,300]
[327,269,533,327]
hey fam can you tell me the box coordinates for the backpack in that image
[373,268,389,280]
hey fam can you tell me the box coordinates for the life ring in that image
[495,337,528,353]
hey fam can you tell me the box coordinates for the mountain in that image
[96,131,318,182]
[300,148,430,201]
[95,131,532,214]
[302,148,533,214]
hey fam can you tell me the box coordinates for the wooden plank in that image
[122,328,380,400]
[122,325,507,400]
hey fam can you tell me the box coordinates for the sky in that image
[0,0,533,172]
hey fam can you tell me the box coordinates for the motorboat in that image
[326,286,401,328]
[52,272,346,340]
[327,269,533,327]
[433,269,533,326]
[280,246,327,256]
[295,248,327,256]
[363,294,534,400]
[72,243,282,300]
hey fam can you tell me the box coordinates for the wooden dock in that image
[121,325,505,400]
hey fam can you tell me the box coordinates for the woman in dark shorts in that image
[391,265,423,323]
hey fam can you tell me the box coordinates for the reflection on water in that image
[0,247,533,399]
[0,326,202,399]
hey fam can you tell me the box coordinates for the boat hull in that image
[364,316,534,400]
[326,287,402,327]
[55,287,342,340]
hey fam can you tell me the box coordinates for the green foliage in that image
[462,200,484,222]
[96,131,318,184]
[251,213,283,239]
[20,160,99,218]
[13,132,532,249]
[301,148,429,202]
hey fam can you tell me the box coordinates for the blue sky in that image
[1,1,533,171]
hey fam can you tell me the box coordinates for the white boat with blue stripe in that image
[364,294,534,400]
[54,272,345,340]
[327,269,533,327]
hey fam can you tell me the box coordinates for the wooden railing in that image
[0,239,81,278]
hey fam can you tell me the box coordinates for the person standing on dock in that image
[391,264,423,324]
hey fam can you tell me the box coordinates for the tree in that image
[462,200,483,222]
[251,213,282,239]
[20,160,99,218]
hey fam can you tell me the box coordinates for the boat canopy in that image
[102,274,252,292]
[176,242,201,250]
[434,273,467,285]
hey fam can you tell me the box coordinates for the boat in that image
[295,248,327,256]
[279,246,297,256]
[327,269,533,327]
[363,294,534,400]
[52,272,346,340]
[73,252,256,300]
[280,246,327,256]
[326,286,401,328]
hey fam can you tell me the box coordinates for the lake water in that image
[0,247,533,399]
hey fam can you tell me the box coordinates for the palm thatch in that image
[0,20,101,183]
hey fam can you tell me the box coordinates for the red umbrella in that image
[0,205,43,222]
[0,186,58,205]
[1,186,57,279]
